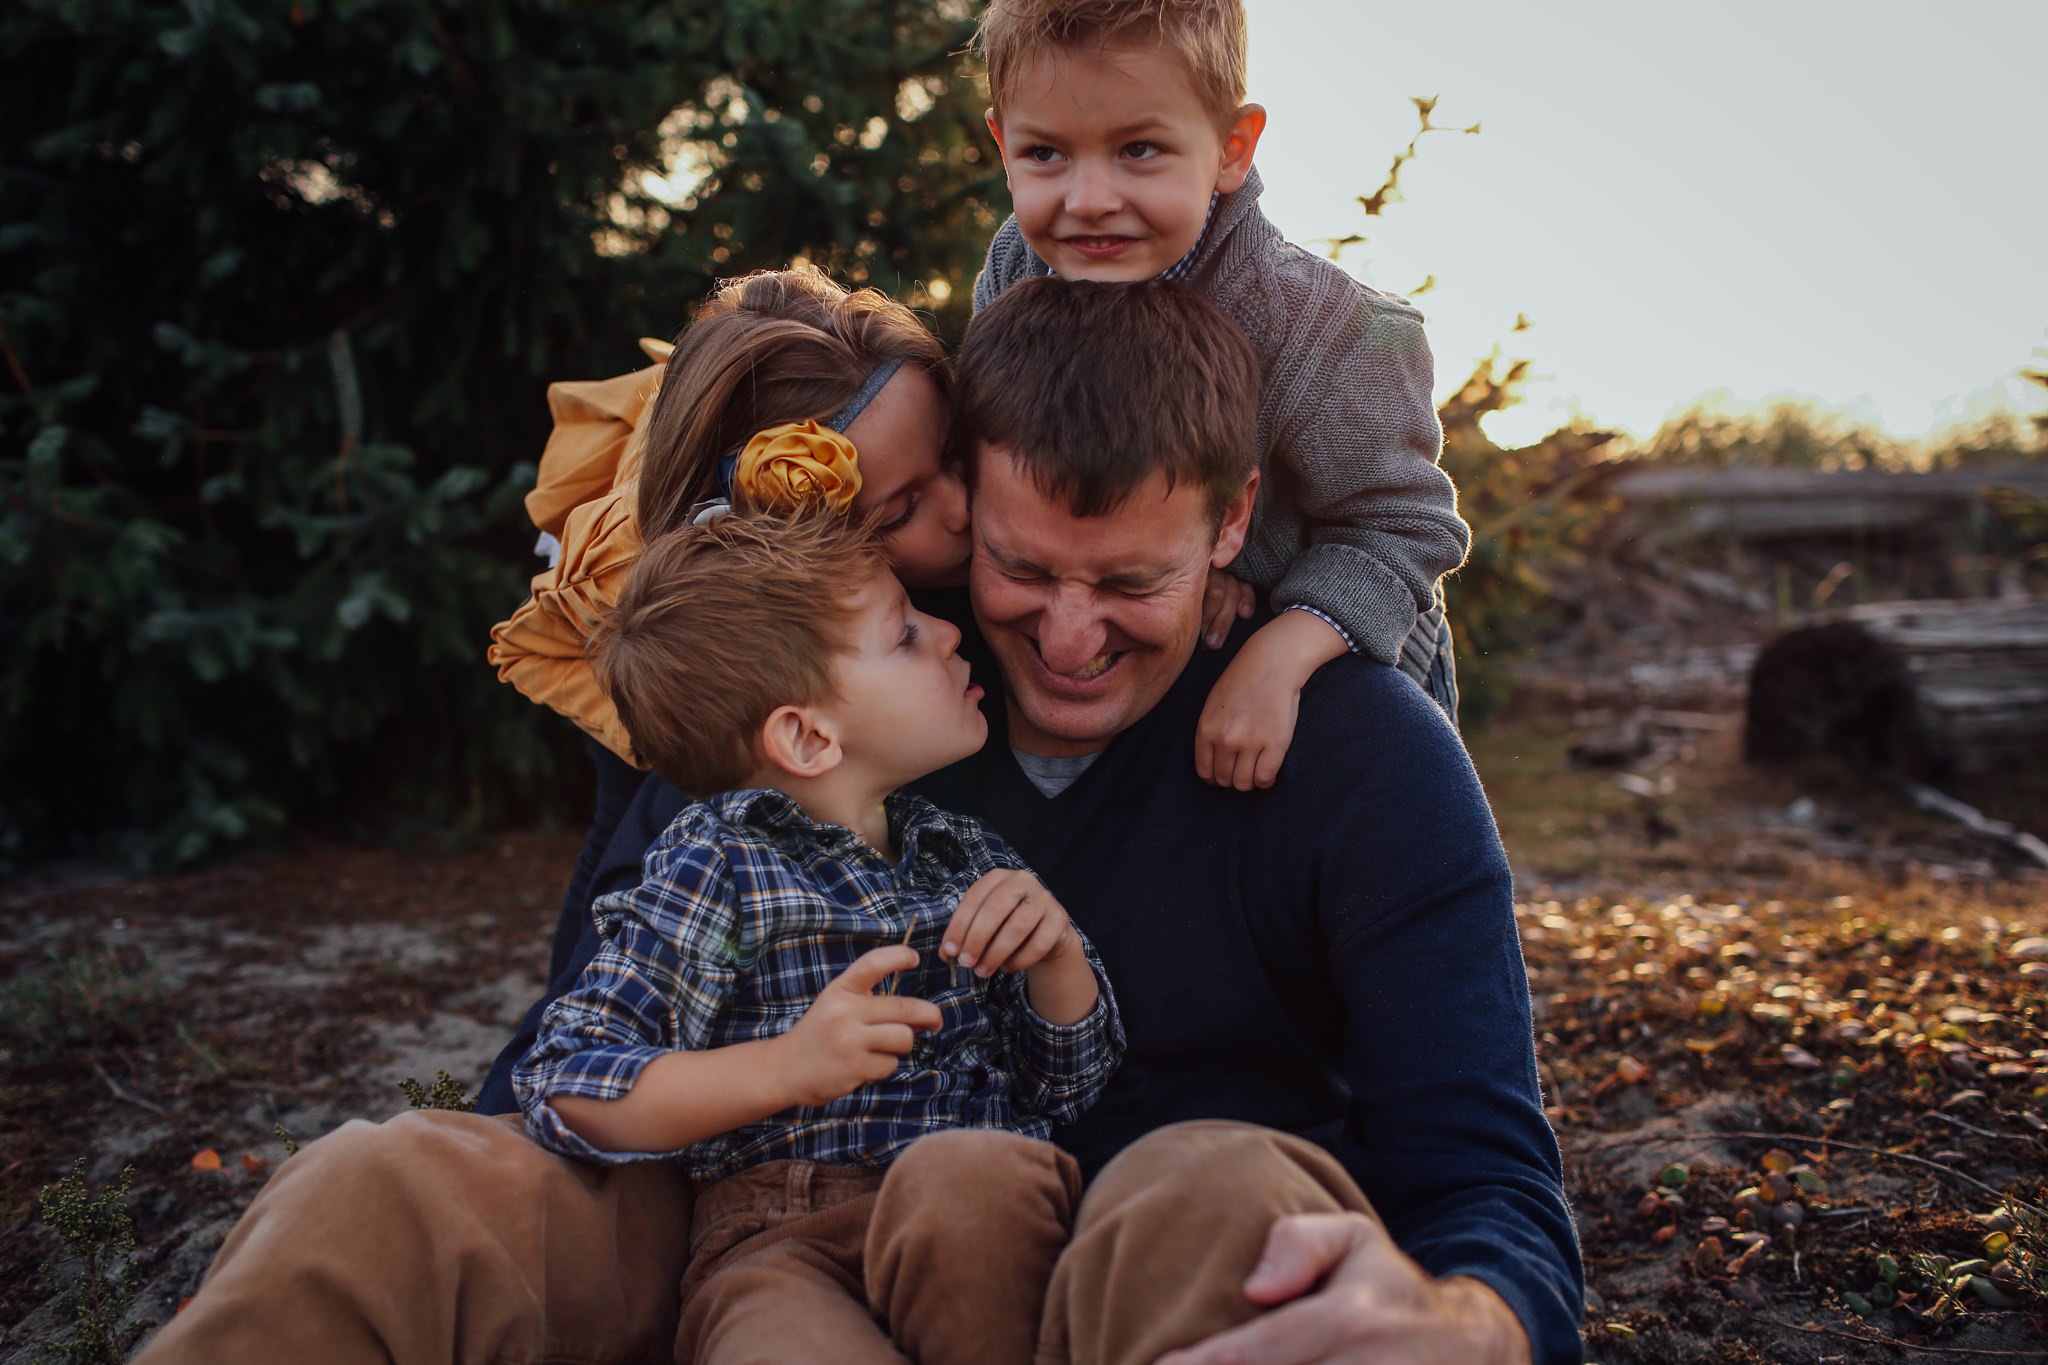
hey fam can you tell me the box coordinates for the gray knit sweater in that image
[972,169,1469,681]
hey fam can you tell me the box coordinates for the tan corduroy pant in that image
[136,1115,1373,1365]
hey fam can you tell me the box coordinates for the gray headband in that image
[709,357,908,506]
[826,357,906,433]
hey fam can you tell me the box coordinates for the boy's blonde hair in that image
[976,0,1247,131]
[590,512,886,797]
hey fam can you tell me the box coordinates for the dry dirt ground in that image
[3,607,2044,1362]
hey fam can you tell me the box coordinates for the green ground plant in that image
[0,946,161,1071]
[400,1068,476,1112]
[36,1160,137,1365]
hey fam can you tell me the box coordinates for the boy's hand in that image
[1196,611,1349,790]
[1196,651,1302,791]
[945,870,1099,1025]
[1202,568,1257,649]
[943,869,1078,978]
[773,946,941,1107]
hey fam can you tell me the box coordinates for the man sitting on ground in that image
[140,279,1581,1365]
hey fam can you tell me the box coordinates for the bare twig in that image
[1318,95,1480,259]
[1569,1128,2046,1216]
[92,1061,168,1117]
[1761,1314,2048,1358]
[882,921,915,997]
[1919,1110,2015,1142]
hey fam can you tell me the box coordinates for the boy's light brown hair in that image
[955,277,1261,523]
[975,0,1248,131]
[590,512,885,797]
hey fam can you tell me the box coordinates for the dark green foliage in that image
[1,0,1001,867]
[1437,357,1612,725]
[37,1160,137,1365]
[655,0,1004,337]
[0,945,162,1070]
[400,1067,475,1112]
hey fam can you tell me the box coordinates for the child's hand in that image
[1195,611,1349,790]
[1201,568,1257,649]
[774,946,942,1107]
[942,869,1078,978]
[1196,649,1302,791]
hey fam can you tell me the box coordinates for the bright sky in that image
[1241,0,2048,447]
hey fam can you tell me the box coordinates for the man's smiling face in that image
[970,446,1254,756]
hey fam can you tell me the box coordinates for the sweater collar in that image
[1183,164,1266,280]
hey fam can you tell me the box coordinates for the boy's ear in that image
[758,704,843,781]
[985,108,1010,173]
[1214,103,1267,194]
[1210,468,1261,568]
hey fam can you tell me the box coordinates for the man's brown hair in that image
[975,0,1248,131]
[590,512,885,797]
[954,278,1261,521]
[635,266,949,543]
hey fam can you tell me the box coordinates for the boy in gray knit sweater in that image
[972,0,1470,789]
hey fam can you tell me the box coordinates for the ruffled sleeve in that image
[488,484,647,764]
[521,349,666,538]
[490,341,671,763]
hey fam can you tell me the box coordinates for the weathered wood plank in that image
[1610,463,2048,545]
[1744,599,2048,779]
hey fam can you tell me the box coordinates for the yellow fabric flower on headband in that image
[733,420,862,514]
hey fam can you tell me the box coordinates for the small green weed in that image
[399,1069,475,1112]
[37,1159,137,1365]
[0,946,161,1069]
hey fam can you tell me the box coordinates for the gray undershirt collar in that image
[1011,748,1103,798]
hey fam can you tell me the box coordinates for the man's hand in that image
[771,946,941,1107]
[1156,1214,1533,1365]
[1202,568,1258,649]
[943,870,1098,1024]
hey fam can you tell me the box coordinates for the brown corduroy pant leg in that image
[1037,1120,1378,1365]
[868,1129,1083,1365]
[678,1130,1082,1365]
[132,1110,694,1365]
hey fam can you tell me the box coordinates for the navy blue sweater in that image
[480,617,1583,1362]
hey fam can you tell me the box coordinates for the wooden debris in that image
[1899,781,2048,870]
[1610,463,2048,547]
[1744,599,2048,781]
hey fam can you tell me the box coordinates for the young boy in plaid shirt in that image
[513,502,1122,1365]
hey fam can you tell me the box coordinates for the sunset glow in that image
[1242,0,2048,448]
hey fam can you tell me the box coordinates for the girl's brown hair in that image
[634,266,949,543]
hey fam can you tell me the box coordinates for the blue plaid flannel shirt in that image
[514,788,1123,1178]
